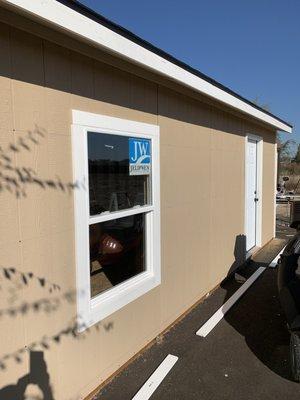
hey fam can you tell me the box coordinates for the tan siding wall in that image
[0,21,276,399]
[261,131,277,243]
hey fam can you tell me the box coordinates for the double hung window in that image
[72,111,160,329]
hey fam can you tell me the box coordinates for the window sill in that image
[78,272,160,331]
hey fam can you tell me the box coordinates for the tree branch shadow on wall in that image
[0,128,113,397]
[0,265,114,399]
[0,351,54,400]
[0,265,114,372]
[0,126,85,198]
[221,234,293,381]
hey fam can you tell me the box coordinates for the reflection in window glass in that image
[89,214,145,297]
[88,132,151,216]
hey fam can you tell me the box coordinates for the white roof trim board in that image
[1,0,292,133]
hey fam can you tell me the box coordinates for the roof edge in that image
[1,0,293,133]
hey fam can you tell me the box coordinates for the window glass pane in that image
[88,132,151,216]
[90,213,146,297]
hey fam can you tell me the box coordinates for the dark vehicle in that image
[277,200,300,381]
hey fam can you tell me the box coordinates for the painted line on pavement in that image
[269,246,286,268]
[196,266,265,337]
[132,354,178,400]
[196,245,286,337]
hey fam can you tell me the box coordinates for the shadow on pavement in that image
[222,234,293,381]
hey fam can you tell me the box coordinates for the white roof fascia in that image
[1,0,292,133]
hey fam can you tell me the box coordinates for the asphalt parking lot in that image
[94,231,299,400]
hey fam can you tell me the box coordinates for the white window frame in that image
[72,110,160,330]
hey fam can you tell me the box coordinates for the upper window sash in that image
[87,130,153,218]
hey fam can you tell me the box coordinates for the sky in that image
[81,0,299,143]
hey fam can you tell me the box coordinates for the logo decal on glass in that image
[129,138,151,175]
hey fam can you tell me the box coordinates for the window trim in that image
[72,110,160,330]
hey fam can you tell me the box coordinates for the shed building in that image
[0,1,292,399]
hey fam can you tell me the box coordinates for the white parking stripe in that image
[196,267,266,337]
[196,245,287,337]
[269,246,286,268]
[132,354,178,400]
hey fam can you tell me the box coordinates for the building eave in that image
[0,0,293,133]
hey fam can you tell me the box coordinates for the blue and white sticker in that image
[129,138,151,175]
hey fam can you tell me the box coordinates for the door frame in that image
[244,134,263,257]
